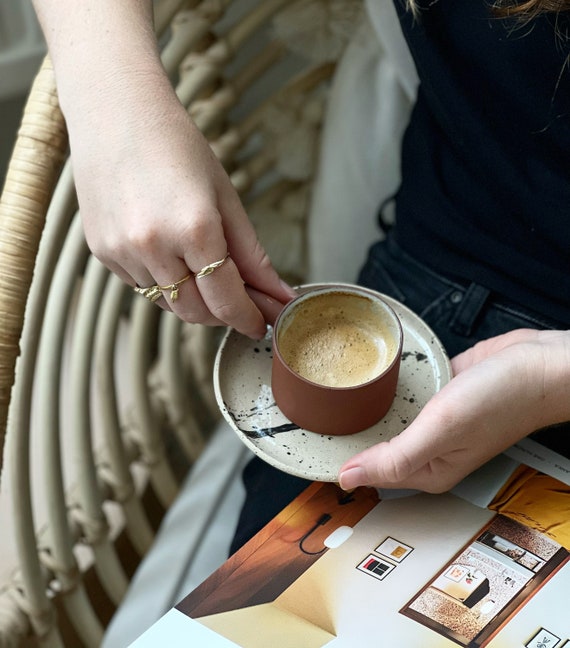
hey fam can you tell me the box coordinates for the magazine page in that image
[272,484,569,646]
[130,609,241,647]
[505,436,570,487]
[173,469,570,648]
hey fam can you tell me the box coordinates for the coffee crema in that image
[277,292,398,388]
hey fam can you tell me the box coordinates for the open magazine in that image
[132,441,570,648]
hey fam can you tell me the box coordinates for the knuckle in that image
[239,240,274,285]
[126,222,161,251]
[252,241,272,270]
[426,395,462,430]
[176,304,209,325]
[87,234,120,264]
[210,300,241,323]
[378,445,414,484]
[182,209,222,245]
[422,456,463,494]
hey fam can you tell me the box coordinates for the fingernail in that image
[250,324,268,341]
[339,467,367,490]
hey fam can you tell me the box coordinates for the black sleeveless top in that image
[391,0,570,324]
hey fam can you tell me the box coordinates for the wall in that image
[0,0,45,183]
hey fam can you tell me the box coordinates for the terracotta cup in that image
[270,284,403,435]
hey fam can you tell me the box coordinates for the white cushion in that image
[308,0,418,284]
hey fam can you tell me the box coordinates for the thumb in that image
[338,433,419,491]
[338,402,452,492]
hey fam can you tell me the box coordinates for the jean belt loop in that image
[449,282,491,336]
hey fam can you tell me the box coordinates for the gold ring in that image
[195,253,230,280]
[134,254,229,303]
[158,274,192,301]
[133,284,163,303]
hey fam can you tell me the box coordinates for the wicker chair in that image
[0,0,361,645]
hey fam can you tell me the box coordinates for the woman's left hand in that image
[338,328,570,493]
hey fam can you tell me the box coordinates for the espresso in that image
[277,292,398,388]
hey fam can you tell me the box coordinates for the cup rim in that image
[272,285,403,391]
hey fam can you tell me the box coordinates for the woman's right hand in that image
[33,0,296,339]
[70,76,295,339]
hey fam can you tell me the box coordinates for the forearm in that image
[31,0,175,131]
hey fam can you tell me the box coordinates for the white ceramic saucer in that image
[214,284,452,482]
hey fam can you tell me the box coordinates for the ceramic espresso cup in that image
[271,284,403,435]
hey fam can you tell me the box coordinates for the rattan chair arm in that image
[0,56,67,471]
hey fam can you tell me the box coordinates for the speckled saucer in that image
[214,284,452,482]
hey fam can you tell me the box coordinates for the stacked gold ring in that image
[134,253,230,303]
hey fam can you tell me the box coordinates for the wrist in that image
[526,330,570,430]
[60,63,177,138]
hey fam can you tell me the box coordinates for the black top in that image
[391,0,570,324]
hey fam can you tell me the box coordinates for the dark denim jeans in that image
[358,235,564,358]
[230,234,567,553]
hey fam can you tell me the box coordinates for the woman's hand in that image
[33,0,296,339]
[338,329,570,492]
[72,81,295,339]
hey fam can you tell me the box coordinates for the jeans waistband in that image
[383,235,566,332]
